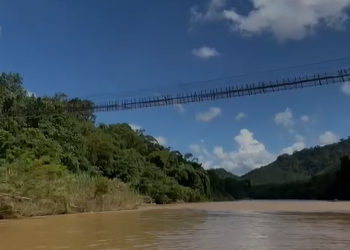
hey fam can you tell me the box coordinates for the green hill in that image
[241,138,350,201]
[208,168,239,179]
[242,138,350,185]
[0,72,249,218]
[207,168,249,201]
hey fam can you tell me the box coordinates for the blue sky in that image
[1,0,350,175]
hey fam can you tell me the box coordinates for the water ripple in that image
[1,203,350,249]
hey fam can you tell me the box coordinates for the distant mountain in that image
[207,168,247,201]
[208,168,239,179]
[242,137,350,185]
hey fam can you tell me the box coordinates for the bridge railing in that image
[91,68,350,113]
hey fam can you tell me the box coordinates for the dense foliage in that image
[247,155,350,200]
[243,138,350,200]
[243,138,350,185]
[4,71,348,214]
[207,168,250,201]
[0,72,249,217]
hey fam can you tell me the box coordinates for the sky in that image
[1,0,350,175]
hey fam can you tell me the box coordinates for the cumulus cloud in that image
[274,108,294,127]
[189,144,211,157]
[192,46,220,58]
[154,136,167,146]
[281,134,306,155]
[201,160,214,169]
[281,141,306,155]
[190,0,226,24]
[319,131,339,145]
[341,81,350,96]
[212,129,276,174]
[189,144,212,169]
[300,115,309,122]
[189,144,201,153]
[213,146,227,159]
[190,0,350,41]
[190,129,276,175]
[235,112,246,121]
[174,104,186,113]
[129,124,142,131]
[26,90,36,97]
[129,125,166,145]
[196,107,222,122]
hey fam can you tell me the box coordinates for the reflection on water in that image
[0,202,350,250]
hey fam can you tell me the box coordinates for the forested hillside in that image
[241,136,350,200]
[247,155,350,200]
[207,168,249,201]
[242,138,350,185]
[0,72,248,218]
[1,72,348,219]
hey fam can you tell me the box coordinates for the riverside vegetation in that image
[1,72,349,219]
[244,138,350,200]
[0,73,249,219]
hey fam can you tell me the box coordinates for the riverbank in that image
[146,200,350,212]
[0,161,143,220]
[2,201,350,250]
[0,189,142,220]
[5,200,350,221]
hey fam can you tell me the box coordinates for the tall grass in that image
[0,157,142,219]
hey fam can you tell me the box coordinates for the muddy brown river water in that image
[1,201,350,250]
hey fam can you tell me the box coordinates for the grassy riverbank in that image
[0,72,251,220]
[0,156,142,219]
[2,72,350,220]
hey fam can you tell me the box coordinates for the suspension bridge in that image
[1,65,349,119]
[80,67,350,113]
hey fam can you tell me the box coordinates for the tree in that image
[0,72,249,207]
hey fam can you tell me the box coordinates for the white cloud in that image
[202,160,214,169]
[26,90,36,97]
[300,115,309,122]
[190,0,226,24]
[235,112,246,121]
[191,129,275,175]
[319,131,339,145]
[196,107,222,122]
[189,143,211,157]
[213,146,227,159]
[174,104,186,113]
[234,129,266,154]
[341,81,350,96]
[192,46,220,58]
[281,141,306,155]
[189,144,202,153]
[129,124,166,146]
[189,143,213,169]
[274,108,294,127]
[154,136,167,146]
[129,124,142,131]
[213,129,275,174]
[190,0,350,41]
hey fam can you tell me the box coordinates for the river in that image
[1,201,350,250]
